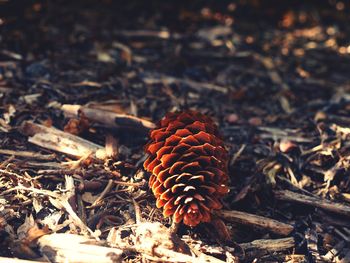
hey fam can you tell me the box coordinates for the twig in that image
[259,133,313,143]
[23,162,67,169]
[0,149,56,160]
[274,190,350,217]
[91,179,114,207]
[132,198,142,223]
[230,144,246,166]
[0,155,15,168]
[215,210,293,236]
[257,126,312,142]
[142,73,229,94]
[114,181,145,187]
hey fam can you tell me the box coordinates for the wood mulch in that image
[1,1,350,262]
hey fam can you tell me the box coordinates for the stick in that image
[20,121,103,159]
[215,210,293,236]
[257,126,312,142]
[274,190,350,217]
[91,179,114,207]
[186,237,293,261]
[61,104,155,131]
[230,144,246,166]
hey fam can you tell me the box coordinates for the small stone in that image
[226,113,239,124]
[279,139,296,153]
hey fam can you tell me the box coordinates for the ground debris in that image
[1,0,350,262]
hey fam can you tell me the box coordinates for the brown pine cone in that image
[144,111,229,227]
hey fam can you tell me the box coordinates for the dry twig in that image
[215,210,293,236]
[274,190,350,217]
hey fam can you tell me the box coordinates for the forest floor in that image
[1,1,350,262]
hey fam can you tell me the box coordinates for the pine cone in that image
[144,111,229,227]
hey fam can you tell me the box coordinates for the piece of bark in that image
[61,104,155,131]
[240,237,294,258]
[274,190,350,217]
[37,234,122,263]
[215,210,293,236]
[20,121,103,159]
